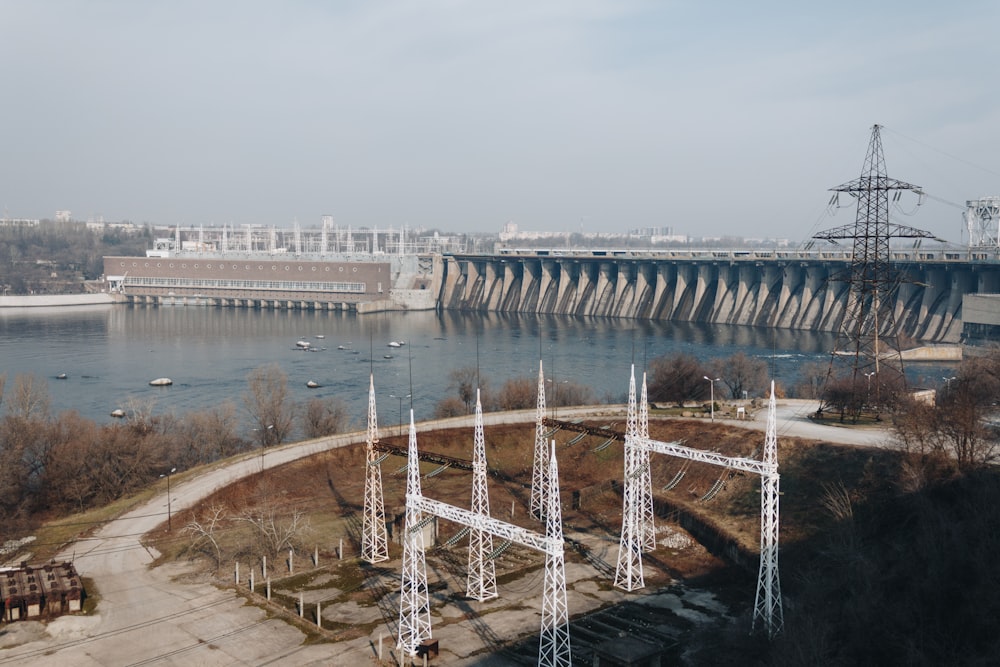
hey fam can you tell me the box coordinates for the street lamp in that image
[864,372,876,404]
[942,376,956,389]
[390,394,410,436]
[258,424,274,472]
[159,467,176,531]
[704,376,720,422]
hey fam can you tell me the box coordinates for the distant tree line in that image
[0,364,350,535]
[0,222,151,295]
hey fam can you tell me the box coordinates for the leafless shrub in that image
[235,506,310,560]
[183,505,228,571]
[244,364,294,448]
[301,397,351,438]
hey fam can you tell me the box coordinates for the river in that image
[0,305,951,432]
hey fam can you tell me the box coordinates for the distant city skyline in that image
[2,1,999,245]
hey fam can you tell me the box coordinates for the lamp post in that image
[257,424,274,472]
[160,467,176,531]
[864,371,875,404]
[942,376,956,389]
[704,376,720,422]
[390,394,410,436]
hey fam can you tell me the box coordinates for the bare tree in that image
[647,353,707,407]
[301,397,351,438]
[447,366,483,413]
[793,361,829,399]
[550,380,594,408]
[434,396,466,419]
[40,412,101,512]
[709,351,768,400]
[243,364,294,449]
[184,505,228,571]
[6,373,50,421]
[178,401,246,464]
[236,507,310,560]
[121,396,157,434]
[493,377,536,411]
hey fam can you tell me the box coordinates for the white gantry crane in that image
[614,370,784,637]
[397,408,571,665]
[361,374,389,563]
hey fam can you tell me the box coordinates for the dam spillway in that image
[438,248,1000,344]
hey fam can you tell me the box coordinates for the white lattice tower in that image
[467,389,497,601]
[530,360,549,519]
[626,364,639,439]
[638,371,656,552]
[538,440,571,667]
[614,431,645,592]
[753,381,784,638]
[615,367,645,591]
[362,374,389,563]
[397,411,432,656]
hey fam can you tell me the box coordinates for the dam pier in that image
[439,248,1000,344]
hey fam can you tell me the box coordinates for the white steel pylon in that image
[614,366,644,591]
[752,381,784,638]
[638,371,656,552]
[530,360,549,519]
[538,440,571,667]
[467,389,497,601]
[362,374,389,563]
[397,411,432,656]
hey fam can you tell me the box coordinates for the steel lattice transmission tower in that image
[538,440,572,667]
[397,411,432,656]
[466,389,497,601]
[638,372,656,552]
[614,366,645,591]
[814,124,937,409]
[752,381,784,637]
[361,374,388,563]
[530,360,549,519]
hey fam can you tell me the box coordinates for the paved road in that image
[0,402,893,665]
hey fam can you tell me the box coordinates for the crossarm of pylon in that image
[411,494,561,557]
[642,437,776,476]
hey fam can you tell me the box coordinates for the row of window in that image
[124,276,366,293]
[119,261,364,273]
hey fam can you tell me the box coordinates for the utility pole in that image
[814,124,938,416]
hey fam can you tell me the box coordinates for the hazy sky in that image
[3,1,999,243]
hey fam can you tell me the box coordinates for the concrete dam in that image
[438,248,1000,344]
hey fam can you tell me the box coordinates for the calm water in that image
[0,305,949,431]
